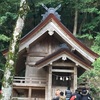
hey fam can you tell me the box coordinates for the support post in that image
[28,87,32,100]
[47,66,52,100]
[25,64,29,77]
[45,86,48,100]
[73,66,77,91]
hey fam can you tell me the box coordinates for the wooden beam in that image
[13,87,29,89]
[13,86,45,89]
[28,52,48,57]
[52,62,75,67]
[52,69,74,73]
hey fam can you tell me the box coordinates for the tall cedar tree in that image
[0,0,29,99]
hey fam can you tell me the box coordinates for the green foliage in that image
[25,0,78,35]
[77,0,100,95]
[0,0,20,84]
[76,0,100,36]
[0,0,19,26]
[78,68,100,100]
[0,16,7,25]
[0,55,5,69]
[0,34,10,42]
[91,33,100,54]
[78,57,100,99]
[0,0,20,51]
[76,34,93,40]
[92,58,100,70]
[82,16,100,33]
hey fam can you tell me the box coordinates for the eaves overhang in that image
[35,48,92,70]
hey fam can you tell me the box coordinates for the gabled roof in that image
[2,13,99,64]
[19,13,99,63]
[35,48,92,70]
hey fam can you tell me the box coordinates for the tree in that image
[0,0,20,73]
[73,0,78,35]
[77,0,100,36]
[0,0,29,99]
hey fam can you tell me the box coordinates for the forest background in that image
[0,0,100,99]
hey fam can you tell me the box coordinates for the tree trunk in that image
[0,0,29,100]
[79,13,87,34]
[73,9,78,36]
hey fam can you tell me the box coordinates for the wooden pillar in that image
[45,71,48,100]
[25,64,29,77]
[45,86,48,100]
[73,66,77,92]
[47,66,52,100]
[28,87,32,100]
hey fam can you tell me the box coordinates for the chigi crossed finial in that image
[41,3,61,21]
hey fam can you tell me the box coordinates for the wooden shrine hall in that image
[2,4,99,100]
